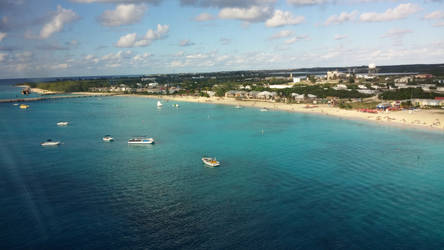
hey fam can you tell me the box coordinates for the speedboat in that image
[202,157,220,167]
[260,108,268,112]
[128,137,155,144]
[19,104,29,109]
[57,121,69,126]
[41,139,61,146]
[102,135,114,142]
[157,101,163,107]
[13,103,19,106]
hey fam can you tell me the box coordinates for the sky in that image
[0,0,443,78]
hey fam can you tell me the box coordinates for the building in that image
[293,76,307,83]
[269,84,293,89]
[327,71,346,80]
[415,74,433,79]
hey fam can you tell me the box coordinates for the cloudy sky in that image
[0,0,443,78]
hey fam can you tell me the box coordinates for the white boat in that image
[173,104,179,108]
[57,121,69,126]
[157,101,163,107]
[102,135,114,142]
[260,108,268,112]
[41,139,61,146]
[13,103,19,106]
[128,137,155,144]
[202,157,220,167]
[235,105,242,109]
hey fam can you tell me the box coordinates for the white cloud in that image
[324,11,358,25]
[360,3,421,22]
[179,39,195,46]
[0,32,6,42]
[132,52,151,62]
[334,34,348,40]
[116,33,137,47]
[179,0,276,8]
[265,10,304,27]
[218,6,272,22]
[15,51,32,62]
[287,0,328,6]
[99,4,147,27]
[50,63,69,70]
[72,0,160,3]
[0,52,7,62]
[40,5,79,39]
[433,21,444,27]
[381,28,412,41]
[115,24,169,47]
[424,10,444,20]
[194,13,214,22]
[270,30,293,39]
[284,35,308,44]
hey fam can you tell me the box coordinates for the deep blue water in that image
[1,95,444,249]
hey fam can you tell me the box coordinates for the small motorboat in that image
[13,103,19,106]
[41,139,61,146]
[102,135,114,142]
[202,157,220,167]
[173,104,180,108]
[235,105,242,109]
[260,108,268,112]
[157,101,163,107]
[128,137,155,144]
[19,104,29,109]
[57,121,69,126]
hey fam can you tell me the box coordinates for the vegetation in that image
[380,88,444,100]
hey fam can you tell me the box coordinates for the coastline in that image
[22,88,444,133]
[120,94,444,133]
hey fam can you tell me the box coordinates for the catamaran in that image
[202,157,220,167]
[128,137,155,144]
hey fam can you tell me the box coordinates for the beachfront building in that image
[411,99,442,107]
[257,91,277,100]
[291,93,305,102]
[247,91,260,99]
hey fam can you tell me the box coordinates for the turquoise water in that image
[1,95,444,249]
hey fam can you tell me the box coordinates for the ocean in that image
[1,82,444,249]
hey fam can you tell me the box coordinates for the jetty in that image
[0,94,115,103]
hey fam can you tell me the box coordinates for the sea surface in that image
[1,85,444,249]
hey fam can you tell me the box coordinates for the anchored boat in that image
[57,121,69,126]
[202,157,220,167]
[41,139,61,146]
[157,101,163,107]
[128,137,155,144]
[102,135,114,142]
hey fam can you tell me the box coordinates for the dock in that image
[0,94,115,103]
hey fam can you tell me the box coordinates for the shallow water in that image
[1,95,444,249]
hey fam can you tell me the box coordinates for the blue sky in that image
[0,0,443,78]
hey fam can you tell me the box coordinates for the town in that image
[26,63,444,110]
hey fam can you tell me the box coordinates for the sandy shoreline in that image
[117,94,444,133]
[21,87,444,132]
